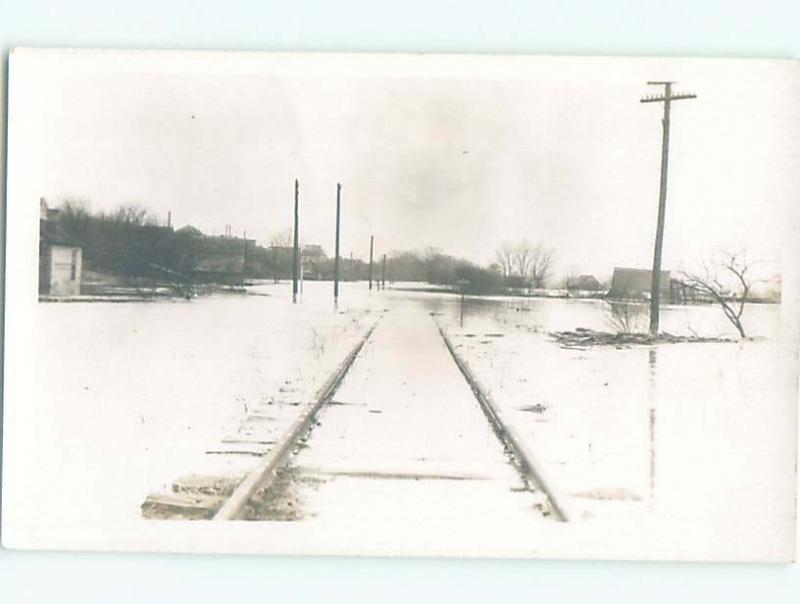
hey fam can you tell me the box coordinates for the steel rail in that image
[213,320,379,520]
[435,319,569,522]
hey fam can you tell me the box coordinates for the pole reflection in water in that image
[648,347,657,511]
[457,280,469,327]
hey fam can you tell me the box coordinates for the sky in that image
[10,50,799,281]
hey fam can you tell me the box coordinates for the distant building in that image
[302,244,326,259]
[608,267,670,300]
[566,274,601,292]
[668,278,715,305]
[301,244,327,280]
[39,199,82,296]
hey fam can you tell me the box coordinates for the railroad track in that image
[225,315,568,523]
[434,316,569,522]
[141,319,380,521]
[143,311,566,523]
[212,320,379,520]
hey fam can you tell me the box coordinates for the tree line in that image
[385,242,555,295]
[47,200,558,296]
[54,201,197,287]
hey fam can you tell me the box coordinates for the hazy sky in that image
[11,51,799,279]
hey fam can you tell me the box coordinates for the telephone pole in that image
[242,230,248,272]
[334,183,342,304]
[641,81,696,336]
[368,235,374,290]
[292,179,300,304]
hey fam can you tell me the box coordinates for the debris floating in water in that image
[549,328,734,348]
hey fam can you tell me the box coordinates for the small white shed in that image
[40,243,82,296]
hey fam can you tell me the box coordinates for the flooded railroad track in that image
[434,318,568,522]
[235,308,561,525]
[143,307,565,524]
[141,319,380,520]
[212,321,380,520]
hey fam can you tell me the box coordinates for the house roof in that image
[609,267,671,295]
[611,267,671,280]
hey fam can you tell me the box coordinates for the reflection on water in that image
[648,347,657,508]
[648,348,658,380]
[389,288,781,340]
[379,286,788,524]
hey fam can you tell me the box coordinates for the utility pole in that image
[334,183,342,304]
[368,235,374,290]
[641,81,696,336]
[381,254,386,289]
[292,179,300,304]
[242,230,248,274]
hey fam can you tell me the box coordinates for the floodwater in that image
[393,288,782,339]
[389,286,795,558]
[4,281,795,559]
[252,304,548,532]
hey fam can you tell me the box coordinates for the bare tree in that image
[58,199,92,240]
[496,240,555,288]
[111,204,155,226]
[266,229,294,283]
[605,300,648,334]
[528,244,554,289]
[680,249,754,338]
[512,240,534,278]
[495,243,515,277]
[268,228,293,248]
